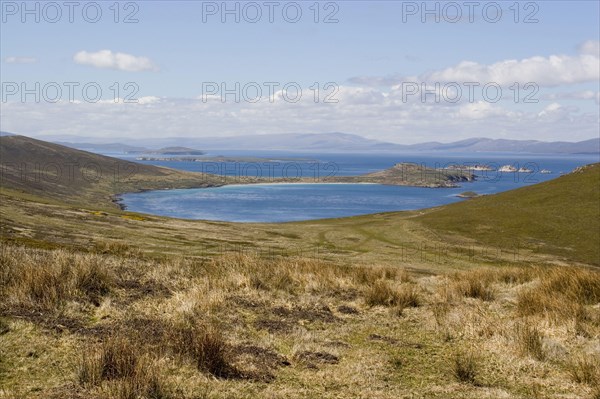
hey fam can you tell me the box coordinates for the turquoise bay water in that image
[117,152,599,223]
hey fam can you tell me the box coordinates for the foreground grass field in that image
[1,136,599,398]
[1,244,599,398]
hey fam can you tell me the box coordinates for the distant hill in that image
[41,132,600,154]
[417,163,600,265]
[54,141,150,153]
[405,137,600,154]
[139,147,205,155]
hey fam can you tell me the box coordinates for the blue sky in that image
[1,1,599,143]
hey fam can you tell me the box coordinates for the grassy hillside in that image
[0,135,234,207]
[418,163,600,265]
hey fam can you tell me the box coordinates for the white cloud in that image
[350,40,600,88]
[2,89,598,144]
[422,53,599,87]
[137,96,161,105]
[4,56,37,64]
[73,50,158,72]
[538,102,562,116]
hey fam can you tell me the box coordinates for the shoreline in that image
[110,163,475,209]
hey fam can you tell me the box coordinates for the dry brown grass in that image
[0,245,114,310]
[78,335,172,399]
[364,280,397,307]
[515,321,545,361]
[450,270,496,301]
[2,244,600,399]
[452,350,479,385]
[168,318,235,378]
[568,354,600,386]
[516,267,600,320]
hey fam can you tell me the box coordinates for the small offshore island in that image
[315,162,474,188]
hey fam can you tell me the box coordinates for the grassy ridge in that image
[417,163,600,265]
[0,135,235,208]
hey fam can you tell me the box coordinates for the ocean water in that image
[116,152,599,223]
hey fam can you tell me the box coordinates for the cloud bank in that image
[73,50,158,72]
[350,41,600,88]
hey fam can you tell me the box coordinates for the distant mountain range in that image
[2,132,599,154]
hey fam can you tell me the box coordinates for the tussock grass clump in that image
[365,280,396,307]
[203,254,347,294]
[0,245,114,310]
[452,350,479,385]
[352,266,410,286]
[78,335,172,399]
[364,280,421,310]
[75,257,113,303]
[187,253,413,299]
[168,318,235,378]
[79,335,140,385]
[392,284,421,316]
[568,355,600,386]
[436,267,535,305]
[396,284,421,307]
[193,325,232,378]
[352,267,383,286]
[517,267,600,319]
[451,272,495,301]
[515,322,545,361]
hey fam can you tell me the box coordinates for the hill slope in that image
[0,135,225,207]
[417,163,600,265]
